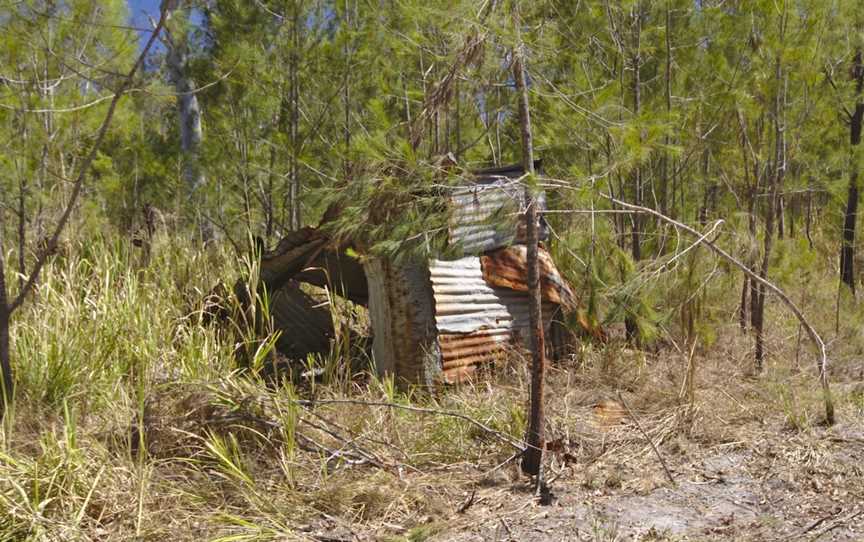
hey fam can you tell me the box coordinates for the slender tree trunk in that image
[17,175,26,289]
[739,115,754,332]
[661,0,672,219]
[454,78,461,161]
[343,0,352,179]
[777,195,785,240]
[630,22,643,263]
[266,145,276,241]
[806,184,813,249]
[494,87,502,166]
[0,244,12,412]
[289,0,302,229]
[625,5,643,344]
[513,42,546,482]
[841,49,864,295]
[788,193,795,238]
[165,7,212,241]
[755,54,787,373]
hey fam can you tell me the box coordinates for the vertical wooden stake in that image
[513,25,546,485]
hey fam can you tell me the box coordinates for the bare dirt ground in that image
[430,422,864,541]
[277,330,864,542]
[417,347,864,542]
[296,323,853,542]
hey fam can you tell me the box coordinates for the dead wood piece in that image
[456,488,476,514]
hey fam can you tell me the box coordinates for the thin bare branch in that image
[8,6,170,314]
[601,194,835,425]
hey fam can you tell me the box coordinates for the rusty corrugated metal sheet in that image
[365,258,441,386]
[437,330,511,382]
[448,176,548,255]
[480,245,577,310]
[269,282,334,360]
[429,255,562,382]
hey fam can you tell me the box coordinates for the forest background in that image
[1,1,864,540]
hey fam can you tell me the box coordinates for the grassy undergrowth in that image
[0,235,862,541]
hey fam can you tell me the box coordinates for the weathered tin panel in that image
[260,227,328,292]
[448,178,548,255]
[269,283,334,360]
[429,254,563,382]
[480,245,577,310]
[365,258,441,387]
[294,250,369,305]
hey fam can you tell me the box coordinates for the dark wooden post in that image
[841,49,864,294]
[513,40,546,480]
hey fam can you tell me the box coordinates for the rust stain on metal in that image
[480,245,577,310]
[429,256,564,382]
[438,330,510,383]
[365,259,440,385]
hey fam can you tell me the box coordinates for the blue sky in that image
[127,0,161,27]
[127,0,162,49]
[127,0,205,50]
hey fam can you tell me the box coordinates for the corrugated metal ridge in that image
[447,177,547,254]
[270,284,334,359]
[439,332,510,367]
[480,245,577,310]
[429,253,562,382]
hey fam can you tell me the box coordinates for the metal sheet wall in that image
[448,178,547,254]
[429,257,559,382]
[365,259,441,387]
[269,284,334,360]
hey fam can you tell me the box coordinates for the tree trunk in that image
[17,175,26,289]
[0,249,12,413]
[625,5,643,344]
[840,49,864,294]
[290,0,302,229]
[788,194,795,238]
[739,115,754,333]
[754,55,787,373]
[165,8,212,241]
[343,0,352,180]
[513,45,546,480]
[661,0,672,219]
[777,195,785,240]
[806,186,813,249]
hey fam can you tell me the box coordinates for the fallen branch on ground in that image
[617,391,676,487]
[295,398,527,452]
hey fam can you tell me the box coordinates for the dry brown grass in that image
[2,237,863,541]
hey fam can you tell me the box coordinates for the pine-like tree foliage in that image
[1,0,862,348]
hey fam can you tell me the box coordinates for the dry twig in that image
[617,391,676,487]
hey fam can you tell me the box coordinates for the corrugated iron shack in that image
[249,163,580,386]
[364,164,577,385]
